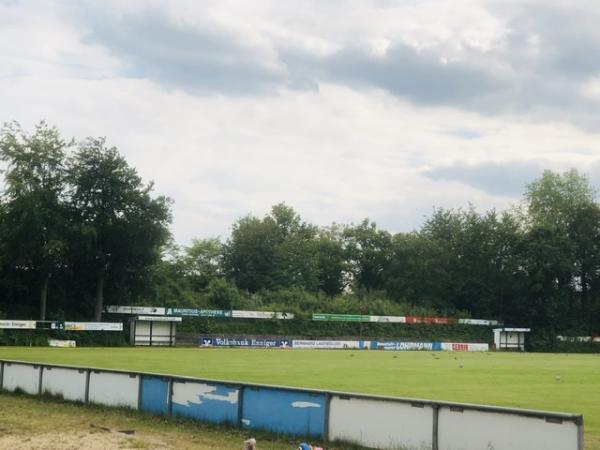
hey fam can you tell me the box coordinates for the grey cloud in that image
[423,161,547,197]
[73,2,600,129]
[307,45,503,107]
[81,11,285,95]
[441,129,484,140]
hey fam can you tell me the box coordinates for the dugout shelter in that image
[130,315,181,346]
[493,327,530,351]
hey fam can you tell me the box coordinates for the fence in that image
[0,359,583,450]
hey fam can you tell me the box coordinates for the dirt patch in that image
[0,429,171,450]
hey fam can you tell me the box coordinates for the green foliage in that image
[1,122,599,344]
[0,122,172,321]
[206,278,241,310]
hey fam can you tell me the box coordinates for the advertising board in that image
[200,336,291,348]
[166,308,231,317]
[291,340,364,349]
[64,322,123,331]
[231,310,294,319]
[104,305,166,315]
[0,320,36,329]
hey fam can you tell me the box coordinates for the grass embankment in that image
[0,347,599,449]
[0,392,324,449]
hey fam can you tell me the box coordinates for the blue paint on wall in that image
[140,377,169,415]
[171,381,239,424]
[242,387,326,438]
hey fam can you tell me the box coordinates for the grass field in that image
[1,347,599,449]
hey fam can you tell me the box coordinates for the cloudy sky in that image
[2,0,600,244]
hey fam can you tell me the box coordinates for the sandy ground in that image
[0,428,172,450]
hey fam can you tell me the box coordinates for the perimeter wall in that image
[0,360,583,450]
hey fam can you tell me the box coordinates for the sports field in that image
[1,347,599,449]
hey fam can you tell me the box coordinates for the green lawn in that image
[1,347,599,449]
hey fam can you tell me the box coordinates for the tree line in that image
[1,122,599,337]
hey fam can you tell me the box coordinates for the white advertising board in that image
[88,371,139,409]
[42,366,86,401]
[441,342,489,352]
[105,305,166,315]
[231,310,295,319]
[48,339,76,347]
[438,407,579,450]
[292,340,362,349]
[136,315,181,322]
[2,363,40,395]
[0,320,36,329]
[64,322,123,331]
[369,315,406,323]
[458,318,500,326]
[329,396,433,449]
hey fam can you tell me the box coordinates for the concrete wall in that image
[0,360,584,450]
[2,362,40,395]
[42,366,87,402]
[88,371,139,409]
[140,376,170,415]
[438,407,581,450]
[171,380,239,424]
[329,395,433,449]
[242,387,326,438]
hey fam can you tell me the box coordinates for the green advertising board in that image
[312,313,371,322]
[166,308,232,318]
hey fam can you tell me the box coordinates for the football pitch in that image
[1,347,599,449]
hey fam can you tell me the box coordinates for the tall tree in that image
[67,138,171,320]
[0,121,70,319]
[184,237,224,290]
[343,219,392,293]
[524,170,600,330]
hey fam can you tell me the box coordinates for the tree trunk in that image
[94,271,105,321]
[40,273,49,320]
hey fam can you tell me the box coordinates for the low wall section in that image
[0,359,583,450]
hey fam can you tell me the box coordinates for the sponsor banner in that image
[556,336,594,343]
[312,314,370,322]
[167,308,231,318]
[376,341,434,351]
[291,340,363,349]
[404,316,455,324]
[48,339,76,348]
[105,305,166,316]
[369,315,406,323]
[458,318,500,326]
[64,322,123,331]
[200,336,291,348]
[0,320,37,329]
[441,342,490,352]
[231,310,294,320]
[137,315,182,322]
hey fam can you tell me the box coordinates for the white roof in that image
[493,327,531,332]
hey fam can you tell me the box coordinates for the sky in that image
[1,0,600,245]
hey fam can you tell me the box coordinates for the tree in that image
[314,225,348,297]
[0,121,70,319]
[343,219,392,293]
[223,203,320,293]
[525,169,595,231]
[524,169,600,330]
[67,138,171,320]
[223,213,279,292]
[184,237,224,290]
